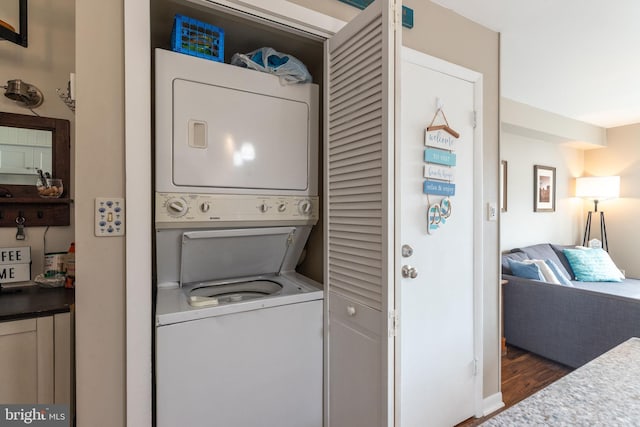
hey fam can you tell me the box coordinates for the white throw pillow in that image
[523,259,561,284]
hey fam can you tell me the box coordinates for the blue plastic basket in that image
[171,14,224,62]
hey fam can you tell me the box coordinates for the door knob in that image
[402,265,418,279]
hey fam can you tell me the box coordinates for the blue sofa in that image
[502,243,640,368]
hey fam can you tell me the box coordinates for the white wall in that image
[0,0,75,276]
[584,123,640,278]
[500,130,584,250]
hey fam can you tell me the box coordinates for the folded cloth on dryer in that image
[230,47,312,84]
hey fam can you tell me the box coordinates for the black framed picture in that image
[534,165,556,212]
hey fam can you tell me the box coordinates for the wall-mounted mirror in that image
[0,112,70,227]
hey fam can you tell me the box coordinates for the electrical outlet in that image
[95,197,125,236]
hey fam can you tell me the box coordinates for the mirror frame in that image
[0,112,71,227]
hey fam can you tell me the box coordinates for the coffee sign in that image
[0,247,31,283]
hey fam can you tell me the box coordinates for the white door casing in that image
[396,48,484,426]
[127,1,487,426]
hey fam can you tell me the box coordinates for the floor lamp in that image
[575,176,620,252]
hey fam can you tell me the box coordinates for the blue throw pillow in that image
[544,259,573,286]
[563,248,623,282]
[508,259,544,281]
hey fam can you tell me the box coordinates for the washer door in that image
[180,227,295,285]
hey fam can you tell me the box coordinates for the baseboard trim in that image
[483,392,505,416]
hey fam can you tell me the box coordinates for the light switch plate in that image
[487,202,498,221]
[95,197,125,236]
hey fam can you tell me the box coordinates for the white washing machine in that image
[155,221,323,427]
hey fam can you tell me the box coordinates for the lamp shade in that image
[575,176,620,199]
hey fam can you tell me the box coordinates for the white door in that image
[325,0,399,426]
[397,49,483,427]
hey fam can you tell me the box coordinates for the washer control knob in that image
[200,202,211,213]
[166,198,188,217]
[298,200,312,215]
[278,203,287,212]
[259,203,269,213]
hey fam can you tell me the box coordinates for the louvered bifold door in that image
[326,0,396,312]
[325,2,398,425]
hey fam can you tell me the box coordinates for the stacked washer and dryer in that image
[154,49,323,427]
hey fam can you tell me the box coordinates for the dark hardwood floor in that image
[456,345,573,426]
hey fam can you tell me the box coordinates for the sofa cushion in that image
[508,259,544,281]
[563,248,624,282]
[502,251,530,275]
[544,259,573,286]
[551,244,577,280]
[513,244,573,280]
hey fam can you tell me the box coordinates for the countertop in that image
[482,337,640,426]
[0,284,74,322]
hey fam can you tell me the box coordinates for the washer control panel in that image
[155,193,319,225]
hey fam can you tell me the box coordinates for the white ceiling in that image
[431,0,640,128]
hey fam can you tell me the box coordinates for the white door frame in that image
[396,47,485,421]
[124,2,344,426]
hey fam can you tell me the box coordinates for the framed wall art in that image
[533,165,556,212]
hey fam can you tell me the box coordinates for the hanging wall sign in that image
[423,180,456,196]
[425,128,457,151]
[423,106,459,234]
[424,148,456,166]
[424,164,455,182]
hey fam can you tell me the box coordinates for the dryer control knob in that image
[278,203,287,212]
[200,202,211,213]
[298,200,312,215]
[259,203,269,213]
[166,198,188,217]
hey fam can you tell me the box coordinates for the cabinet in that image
[0,313,72,404]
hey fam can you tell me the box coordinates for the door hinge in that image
[389,310,399,337]
[473,358,479,376]
[472,111,477,129]
[392,2,401,31]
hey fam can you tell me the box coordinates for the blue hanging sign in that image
[423,180,456,196]
[424,148,456,166]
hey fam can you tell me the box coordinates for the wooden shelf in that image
[0,198,71,227]
[0,197,72,204]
